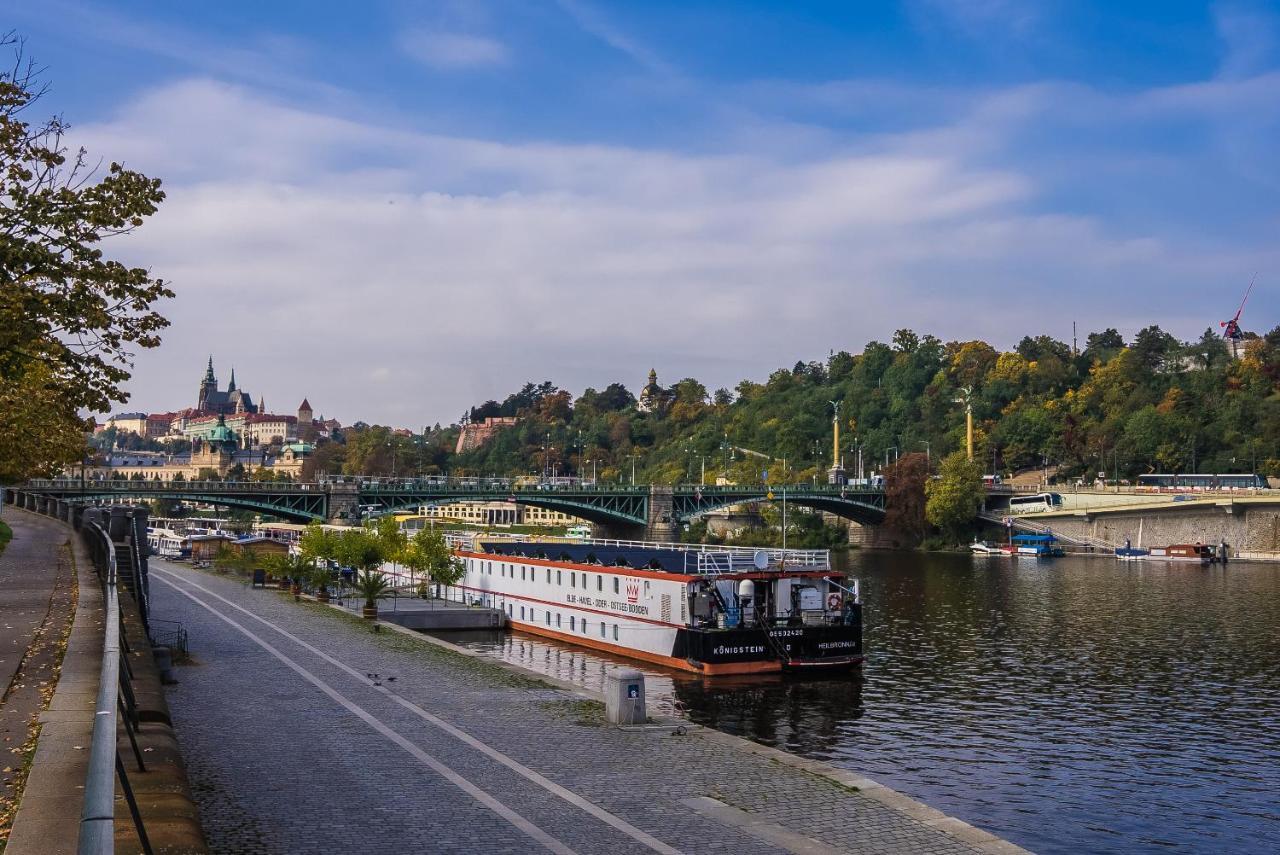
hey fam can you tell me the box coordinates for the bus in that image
[1136,473,1267,492]
[1007,492,1064,514]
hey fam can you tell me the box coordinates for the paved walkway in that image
[0,509,77,844]
[150,559,1017,855]
[0,511,71,699]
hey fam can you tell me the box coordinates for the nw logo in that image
[626,582,640,603]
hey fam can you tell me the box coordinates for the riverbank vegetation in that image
[308,324,1280,490]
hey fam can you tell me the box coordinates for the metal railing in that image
[77,515,153,855]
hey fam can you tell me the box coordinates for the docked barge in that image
[449,536,863,675]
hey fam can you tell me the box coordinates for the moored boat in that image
[1147,544,1214,564]
[449,536,862,675]
[1010,533,1064,557]
[1114,546,1150,560]
[970,540,1001,554]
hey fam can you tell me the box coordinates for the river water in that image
[431,551,1280,854]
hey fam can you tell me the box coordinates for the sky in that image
[11,1,1280,426]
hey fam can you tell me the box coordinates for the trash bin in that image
[604,668,646,725]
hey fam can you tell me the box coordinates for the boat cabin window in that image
[557,570,562,585]
[570,572,576,588]
[613,577,619,594]
[600,623,606,638]
[597,575,603,592]
[556,613,562,628]
[569,616,575,631]
[613,624,619,641]
[520,606,525,619]
[582,620,588,634]
[545,612,551,626]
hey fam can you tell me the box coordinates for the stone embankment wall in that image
[1033,506,1280,556]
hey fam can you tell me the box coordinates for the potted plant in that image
[310,564,333,603]
[354,569,392,620]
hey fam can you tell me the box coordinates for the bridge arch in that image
[673,491,886,527]
[363,493,647,527]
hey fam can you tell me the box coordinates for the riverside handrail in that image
[78,520,120,854]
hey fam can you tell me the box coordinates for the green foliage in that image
[212,545,253,576]
[299,523,337,564]
[400,527,464,587]
[0,519,11,557]
[0,37,171,481]
[334,528,385,574]
[926,452,984,541]
[353,569,393,609]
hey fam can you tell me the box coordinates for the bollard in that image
[604,668,646,725]
[152,646,175,685]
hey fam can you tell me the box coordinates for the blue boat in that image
[1011,533,1064,557]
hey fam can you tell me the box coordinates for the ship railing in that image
[581,536,828,565]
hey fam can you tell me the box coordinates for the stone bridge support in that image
[326,482,359,525]
[590,486,680,542]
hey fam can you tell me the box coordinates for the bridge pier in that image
[326,482,359,525]
[589,486,680,541]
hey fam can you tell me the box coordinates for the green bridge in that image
[11,479,885,538]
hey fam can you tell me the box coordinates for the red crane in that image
[1221,275,1256,358]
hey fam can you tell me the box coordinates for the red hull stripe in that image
[454,583,683,629]
[508,622,786,675]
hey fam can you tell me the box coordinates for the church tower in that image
[197,356,217,411]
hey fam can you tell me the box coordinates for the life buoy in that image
[826,592,842,610]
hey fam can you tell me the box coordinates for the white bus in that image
[1007,492,1064,514]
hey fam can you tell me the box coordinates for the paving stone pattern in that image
[152,561,986,855]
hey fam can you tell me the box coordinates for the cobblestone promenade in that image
[150,560,1018,855]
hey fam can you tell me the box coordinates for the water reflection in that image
[432,552,1280,854]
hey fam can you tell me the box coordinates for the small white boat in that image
[970,541,1001,554]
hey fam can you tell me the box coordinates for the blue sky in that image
[11,1,1280,424]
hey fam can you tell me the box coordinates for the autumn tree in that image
[883,452,929,546]
[925,452,984,542]
[0,35,171,480]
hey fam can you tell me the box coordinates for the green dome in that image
[205,415,237,445]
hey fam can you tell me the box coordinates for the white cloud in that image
[74,77,1278,425]
[398,29,508,70]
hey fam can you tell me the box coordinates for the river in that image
[430,551,1280,854]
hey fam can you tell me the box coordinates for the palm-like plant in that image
[354,569,392,619]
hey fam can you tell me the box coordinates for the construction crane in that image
[1221,275,1256,359]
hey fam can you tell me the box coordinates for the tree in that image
[883,452,929,546]
[298,522,337,566]
[400,527,464,593]
[925,452,984,542]
[0,36,171,481]
[334,528,386,577]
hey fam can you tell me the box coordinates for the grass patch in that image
[0,520,11,559]
[540,698,605,727]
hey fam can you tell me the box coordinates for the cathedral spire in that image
[228,367,237,392]
[204,355,216,384]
